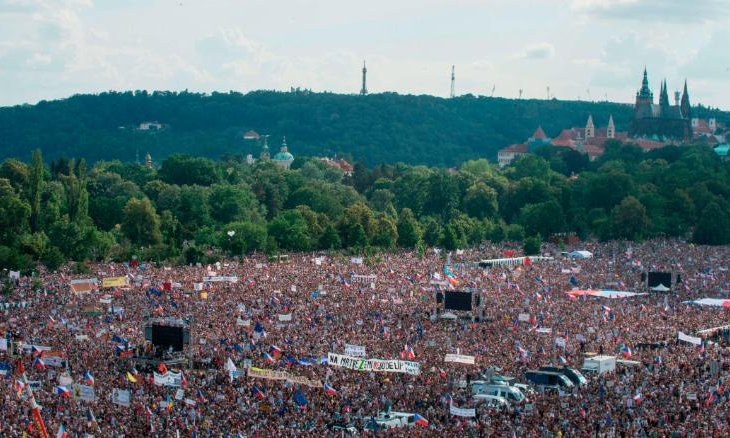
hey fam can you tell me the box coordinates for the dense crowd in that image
[2,239,730,437]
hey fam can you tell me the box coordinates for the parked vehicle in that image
[471,383,527,403]
[362,411,417,432]
[473,394,511,409]
[539,366,588,386]
[581,355,616,374]
[525,370,574,389]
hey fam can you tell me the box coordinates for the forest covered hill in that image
[1,90,728,167]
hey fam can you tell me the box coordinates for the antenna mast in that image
[450,65,455,98]
[360,61,368,95]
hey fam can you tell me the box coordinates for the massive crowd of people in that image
[2,239,730,437]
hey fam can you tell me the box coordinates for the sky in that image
[0,0,729,109]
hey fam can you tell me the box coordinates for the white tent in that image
[651,284,670,292]
[568,251,593,259]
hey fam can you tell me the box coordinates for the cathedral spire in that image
[607,114,615,139]
[680,79,691,119]
[637,67,653,100]
[660,79,670,108]
[360,61,368,95]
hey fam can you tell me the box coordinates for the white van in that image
[362,411,416,431]
[471,383,527,403]
[473,394,511,409]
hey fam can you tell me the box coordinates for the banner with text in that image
[450,404,476,417]
[247,367,323,388]
[327,353,420,375]
[444,354,475,365]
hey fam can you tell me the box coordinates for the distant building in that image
[497,126,550,167]
[145,152,152,169]
[714,144,729,161]
[317,157,354,176]
[138,121,165,131]
[243,130,260,140]
[629,69,692,141]
[272,137,294,170]
[260,136,271,160]
[551,115,629,161]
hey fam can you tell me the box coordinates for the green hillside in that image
[0,90,728,166]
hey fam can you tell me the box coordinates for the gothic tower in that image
[607,115,615,139]
[680,80,691,119]
[360,61,368,95]
[585,114,595,139]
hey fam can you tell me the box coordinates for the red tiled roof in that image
[633,139,666,151]
[532,126,547,139]
[499,143,528,154]
[243,130,260,139]
[694,119,712,134]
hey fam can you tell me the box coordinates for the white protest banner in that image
[175,388,185,400]
[58,374,74,387]
[112,388,131,407]
[345,344,366,357]
[153,371,182,387]
[28,380,41,390]
[535,328,553,334]
[9,271,20,280]
[0,339,7,351]
[184,398,197,406]
[576,334,586,342]
[20,344,52,354]
[350,257,363,265]
[278,313,292,322]
[678,331,702,346]
[327,353,420,375]
[194,283,204,291]
[75,334,89,341]
[73,384,96,402]
[236,318,250,326]
[202,276,238,283]
[450,404,476,417]
[444,354,475,365]
[555,337,566,348]
[229,369,247,380]
[518,313,530,322]
[247,367,323,388]
[43,353,65,367]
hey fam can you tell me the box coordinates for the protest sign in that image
[153,371,183,387]
[102,277,129,288]
[444,354,475,365]
[450,404,476,417]
[73,384,96,402]
[112,388,131,407]
[203,276,238,283]
[345,344,366,357]
[278,313,292,322]
[327,353,420,375]
[555,337,566,348]
[175,388,185,400]
[518,313,530,322]
[678,331,701,346]
[247,367,323,388]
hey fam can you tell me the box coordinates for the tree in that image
[611,196,651,240]
[159,154,221,186]
[319,224,342,250]
[693,202,730,245]
[121,198,162,246]
[0,179,31,246]
[523,234,542,255]
[372,214,398,248]
[518,200,566,238]
[268,209,312,252]
[463,182,498,219]
[28,149,44,232]
[397,208,421,248]
[61,159,89,223]
[209,184,263,224]
[221,221,267,255]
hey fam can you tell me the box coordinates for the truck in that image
[581,355,616,375]
[524,370,574,389]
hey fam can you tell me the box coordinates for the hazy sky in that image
[1,0,729,108]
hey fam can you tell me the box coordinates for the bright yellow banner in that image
[102,277,129,288]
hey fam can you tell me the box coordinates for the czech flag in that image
[145,406,154,416]
[633,393,642,404]
[197,389,206,403]
[401,344,415,360]
[414,414,429,426]
[252,385,266,399]
[601,305,611,313]
[87,408,97,423]
[323,383,338,396]
[444,394,453,405]
[438,368,447,378]
[56,424,68,438]
[33,357,46,370]
[269,345,282,358]
[83,370,95,385]
[271,296,281,306]
[158,363,168,374]
[341,277,351,288]
[263,352,274,363]
[621,345,632,359]
[126,372,138,383]
[31,345,43,356]
[56,386,71,397]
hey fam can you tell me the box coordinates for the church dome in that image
[273,151,294,161]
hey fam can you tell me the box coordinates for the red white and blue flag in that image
[323,383,338,395]
[56,386,71,397]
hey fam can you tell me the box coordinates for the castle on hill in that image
[629,68,692,141]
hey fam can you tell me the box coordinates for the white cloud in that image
[515,42,555,60]
[571,0,730,23]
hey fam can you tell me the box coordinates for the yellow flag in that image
[126,372,137,383]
